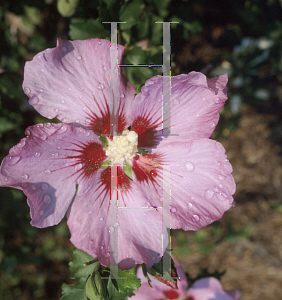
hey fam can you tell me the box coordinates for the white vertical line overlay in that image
[162,22,172,278]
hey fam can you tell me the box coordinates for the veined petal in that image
[67,167,167,270]
[132,139,235,231]
[0,123,106,228]
[23,38,135,134]
[130,72,228,147]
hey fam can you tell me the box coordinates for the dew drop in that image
[121,93,125,98]
[188,202,193,208]
[219,183,223,188]
[171,207,176,213]
[31,185,36,190]
[39,88,44,92]
[42,183,49,191]
[57,146,61,150]
[109,226,115,235]
[191,196,195,201]
[204,189,214,199]
[45,169,51,175]
[54,108,59,113]
[24,87,31,95]
[22,173,29,180]
[98,40,101,45]
[215,97,220,104]
[103,65,107,71]
[114,222,119,228]
[52,152,59,157]
[22,183,27,187]
[218,174,226,181]
[61,46,67,53]
[60,99,65,104]
[173,99,180,105]
[100,217,104,221]
[40,134,47,140]
[76,55,82,61]
[202,97,206,101]
[88,211,92,215]
[216,192,228,201]
[40,68,44,72]
[152,256,155,261]
[210,122,216,128]
[100,245,104,250]
[58,125,67,134]
[39,210,44,216]
[193,214,200,222]
[8,156,21,165]
[3,177,8,182]
[85,118,91,123]
[35,152,41,157]
[104,252,110,258]
[19,140,26,147]
[185,162,195,172]
[30,96,39,105]
[43,195,51,204]
[75,163,83,171]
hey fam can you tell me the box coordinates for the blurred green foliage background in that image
[1,0,282,299]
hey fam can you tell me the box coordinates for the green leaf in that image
[69,18,109,40]
[69,249,98,279]
[107,278,128,300]
[109,269,141,296]
[85,272,106,300]
[60,278,87,300]
[119,0,145,30]
[57,0,79,17]
[123,161,133,180]
[98,135,109,148]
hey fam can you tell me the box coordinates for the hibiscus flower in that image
[132,258,241,300]
[0,38,235,270]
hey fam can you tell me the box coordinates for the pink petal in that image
[132,139,235,231]
[187,277,240,300]
[67,167,166,270]
[0,123,105,228]
[130,72,228,147]
[23,38,135,133]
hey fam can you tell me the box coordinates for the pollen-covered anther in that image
[105,129,138,164]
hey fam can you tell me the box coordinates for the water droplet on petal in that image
[22,183,27,187]
[40,68,44,72]
[41,134,47,140]
[54,108,59,113]
[22,174,29,180]
[121,93,125,98]
[60,99,65,104]
[3,177,8,182]
[19,140,25,147]
[88,211,92,215]
[211,122,216,128]
[109,226,115,234]
[85,118,91,124]
[45,169,51,175]
[61,46,67,53]
[173,99,180,105]
[188,202,193,208]
[75,163,83,171]
[24,87,31,95]
[31,185,36,190]
[52,152,59,157]
[30,96,39,105]
[104,252,110,258]
[114,222,119,228]
[185,162,195,172]
[76,55,82,60]
[202,97,206,101]
[58,125,67,134]
[39,88,44,92]
[204,189,214,199]
[152,256,155,261]
[171,207,176,213]
[42,183,49,191]
[219,183,223,188]
[193,214,200,222]
[35,152,41,157]
[216,192,228,201]
[103,65,107,71]
[43,195,51,204]
[100,217,104,221]
[8,156,21,165]
[100,245,104,250]
[215,97,220,104]
[218,174,226,180]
